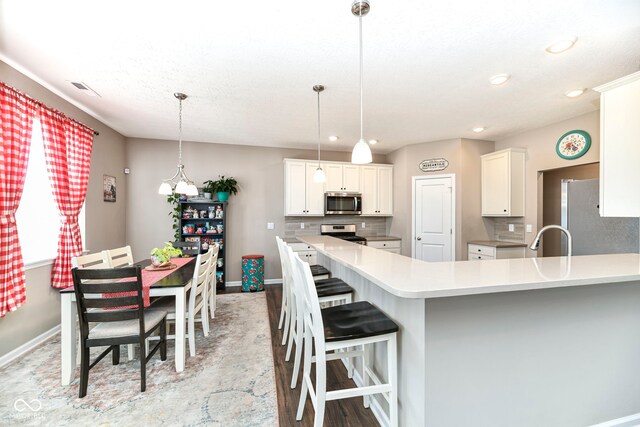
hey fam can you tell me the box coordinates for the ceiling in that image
[1,1,639,154]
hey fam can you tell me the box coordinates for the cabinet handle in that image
[416,237,422,240]
[478,249,481,251]
[503,209,507,212]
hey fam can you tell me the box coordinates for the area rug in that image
[0,292,278,426]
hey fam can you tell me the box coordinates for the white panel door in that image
[305,162,325,215]
[343,165,361,192]
[360,166,378,215]
[378,166,393,215]
[324,163,344,192]
[414,176,453,262]
[285,160,307,215]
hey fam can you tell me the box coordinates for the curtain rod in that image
[0,81,99,136]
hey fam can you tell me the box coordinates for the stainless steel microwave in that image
[325,192,362,215]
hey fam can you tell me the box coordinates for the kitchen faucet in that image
[529,225,573,256]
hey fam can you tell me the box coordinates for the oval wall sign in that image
[419,158,449,172]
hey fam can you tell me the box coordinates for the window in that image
[15,118,85,267]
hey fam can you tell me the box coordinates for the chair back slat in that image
[173,241,201,257]
[106,245,133,268]
[76,280,139,293]
[86,309,141,323]
[84,296,139,309]
[72,251,110,269]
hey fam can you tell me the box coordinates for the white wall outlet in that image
[526,224,533,233]
[300,222,305,229]
[361,222,366,228]
[267,222,274,230]
[508,223,515,232]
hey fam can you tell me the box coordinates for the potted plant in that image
[150,242,182,267]
[203,175,238,202]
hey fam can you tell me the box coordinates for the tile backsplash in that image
[493,218,525,243]
[284,215,388,238]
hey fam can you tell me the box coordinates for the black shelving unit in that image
[179,201,227,289]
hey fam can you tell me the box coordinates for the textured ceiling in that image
[0,0,639,154]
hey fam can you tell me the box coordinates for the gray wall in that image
[125,137,387,282]
[0,61,127,358]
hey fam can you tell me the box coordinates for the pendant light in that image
[313,85,326,183]
[158,92,199,196]
[351,0,373,164]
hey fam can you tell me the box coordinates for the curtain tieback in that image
[61,215,79,224]
[0,212,16,225]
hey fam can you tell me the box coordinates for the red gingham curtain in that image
[40,109,94,289]
[0,83,37,317]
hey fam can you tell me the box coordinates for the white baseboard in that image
[225,278,282,288]
[590,413,640,427]
[351,368,389,427]
[0,324,60,369]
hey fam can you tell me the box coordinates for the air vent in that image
[69,81,101,97]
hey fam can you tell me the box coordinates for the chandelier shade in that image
[158,92,198,196]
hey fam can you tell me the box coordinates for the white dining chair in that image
[206,243,220,319]
[151,247,214,356]
[105,245,134,268]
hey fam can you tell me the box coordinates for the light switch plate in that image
[267,222,274,230]
[300,222,305,229]
[526,224,533,233]
[508,223,515,232]
[361,222,366,228]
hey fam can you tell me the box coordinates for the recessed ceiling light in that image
[368,139,378,145]
[565,88,586,98]
[328,135,339,142]
[545,37,577,54]
[472,127,486,133]
[489,74,510,85]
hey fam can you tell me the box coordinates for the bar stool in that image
[276,238,354,388]
[291,251,399,427]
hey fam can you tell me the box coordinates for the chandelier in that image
[158,92,198,196]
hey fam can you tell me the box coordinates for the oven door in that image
[325,193,362,215]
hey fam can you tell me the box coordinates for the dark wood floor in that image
[265,283,379,427]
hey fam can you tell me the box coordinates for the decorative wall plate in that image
[556,130,591,160]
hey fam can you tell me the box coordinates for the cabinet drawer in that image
[368,240,401,250]
[289,242,313,252]
[468,252,495,261]
[468,244,495,257]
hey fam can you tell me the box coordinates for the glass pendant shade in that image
[175,180,189,194]
[158,182,172,195]
[313,166,326,183]
[352,138,372,164]
[185,183,199,196]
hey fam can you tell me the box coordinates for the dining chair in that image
[276,237,354,389]
[71,266,168,398]
[290,252,399,427]
[105,245,134,268]
[172,240,201,257]
[151,247,214,356]
[206,244,220,319]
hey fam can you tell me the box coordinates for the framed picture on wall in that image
[103,175,116,202]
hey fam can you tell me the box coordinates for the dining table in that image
[59,258,196,385]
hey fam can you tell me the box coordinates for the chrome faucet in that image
[529,225,573,256]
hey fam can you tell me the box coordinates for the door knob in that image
[416,237,422,240]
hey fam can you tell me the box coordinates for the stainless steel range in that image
[320,224,367,245]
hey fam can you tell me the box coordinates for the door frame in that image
[411,174,456,260]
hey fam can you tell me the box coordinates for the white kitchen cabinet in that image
[368,239,401,254]
[325,163,361,192]
[594,71,640,217]
[289,242,318,265]
[361,165,393,216]
[284,160,325,216]
[481,148,526,217]
[467,243,525,260]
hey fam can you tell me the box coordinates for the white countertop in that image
[299,236,640,299]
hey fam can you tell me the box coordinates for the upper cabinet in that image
[361,165,393,216]
[594,71,640,217]
[481,148,526,217]
[284,160,325,216]
[325,163,361,192]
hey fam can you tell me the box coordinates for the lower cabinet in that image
[289,242,317,265]
[368,239,401,254]
[467,243,525,261]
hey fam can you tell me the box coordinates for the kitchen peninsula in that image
[299,235,640,427]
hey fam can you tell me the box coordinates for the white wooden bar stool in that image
[291,251,399,427]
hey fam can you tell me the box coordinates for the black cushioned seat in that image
[321,301,399,343]
[309,264,330,277]
[315,281,353,298]
[314,277,344,286]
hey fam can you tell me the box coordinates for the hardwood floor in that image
[265,283,380,427]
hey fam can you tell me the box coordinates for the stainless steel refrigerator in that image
[561,179,639,255]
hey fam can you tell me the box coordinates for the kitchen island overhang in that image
[298,235,640,427]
